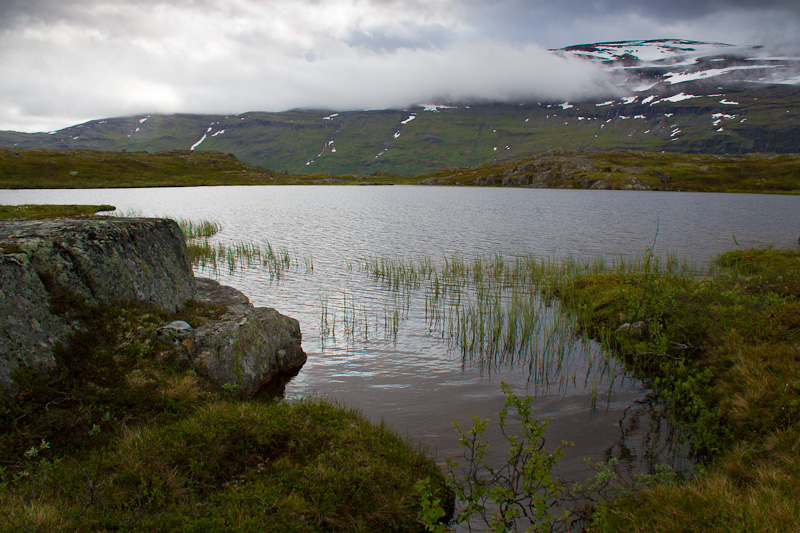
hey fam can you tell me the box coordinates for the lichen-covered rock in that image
[0,217,195,395]
[185,278,307,398]
[0,217,306,400]
[0,217,195,311]
[0,252,70,391]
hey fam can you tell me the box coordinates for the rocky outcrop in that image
[159,278,306,398]
[0,217,196,311]
[0,249,71,387]
[0,217,306,398]
[0,217,195,394]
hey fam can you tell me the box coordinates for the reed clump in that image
[358,252,696,376]
[177,218,312,279]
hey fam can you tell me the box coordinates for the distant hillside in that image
[417,149,800,193]
[2,147,799,194]
[1,39,798,176]
[0,148,280,188]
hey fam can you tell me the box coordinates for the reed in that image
[176,217,313,279]
[176,218,222,240]
[343,251,700,391]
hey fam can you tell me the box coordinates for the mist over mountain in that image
[1,39,798,177]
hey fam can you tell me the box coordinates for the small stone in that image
[619,320,649,338]
[162,320,193,333]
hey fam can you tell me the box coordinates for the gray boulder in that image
[0,217,195,311]
[0,216,306,400]
[0,217,195,395]
[183,278,306,397]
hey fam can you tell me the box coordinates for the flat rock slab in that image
[0,217,195,396]
[0,217,195,311]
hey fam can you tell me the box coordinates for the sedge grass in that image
[323,251,699,395]
[176,218,313,279]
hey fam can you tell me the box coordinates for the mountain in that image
[1,39,798,177]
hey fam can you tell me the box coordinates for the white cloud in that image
[0,0,798,132]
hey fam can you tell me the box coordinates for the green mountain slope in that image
[1,85,798,177]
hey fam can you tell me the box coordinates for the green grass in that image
[0,204,116,218]
[0,296,451,532]
[3,144,800,193]
[550,248,800,530]
[0,148,286,188]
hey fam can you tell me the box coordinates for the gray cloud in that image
[459,0,800,48]
[0,0,798,132]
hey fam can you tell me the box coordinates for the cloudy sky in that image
[1,0,799,132]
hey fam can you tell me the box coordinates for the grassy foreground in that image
[551,247,800,530]
[0,302,452,533]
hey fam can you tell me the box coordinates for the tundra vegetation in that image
[2,206,799,531]
[0,204,115,219]
[2,146,800,193]
[407,246,800,531]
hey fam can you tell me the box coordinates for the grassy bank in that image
[0,204,115,218]
[0,147,410,188]
[550,248,800,530]
[1,146,799,193]
[417,150,800,193]
[355,248,799,531]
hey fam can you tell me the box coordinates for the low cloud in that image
[0,0,797,132]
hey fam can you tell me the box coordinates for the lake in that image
[3,185,799,484]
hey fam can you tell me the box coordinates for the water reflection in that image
[2,185,797,483]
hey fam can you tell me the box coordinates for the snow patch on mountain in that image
[663,65,767,84]
[190,135,207,151]
[421,104,456,112]
[190,124,216,151]
[556,38,800,100]
[660,93,700,103]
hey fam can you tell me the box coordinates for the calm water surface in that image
[3,186,799,481]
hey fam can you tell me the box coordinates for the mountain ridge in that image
[1,39,798,176]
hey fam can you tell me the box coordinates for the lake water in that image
[3,186,799,486]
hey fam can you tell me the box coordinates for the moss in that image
[0,294,451,531]
[554,249,800,530]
